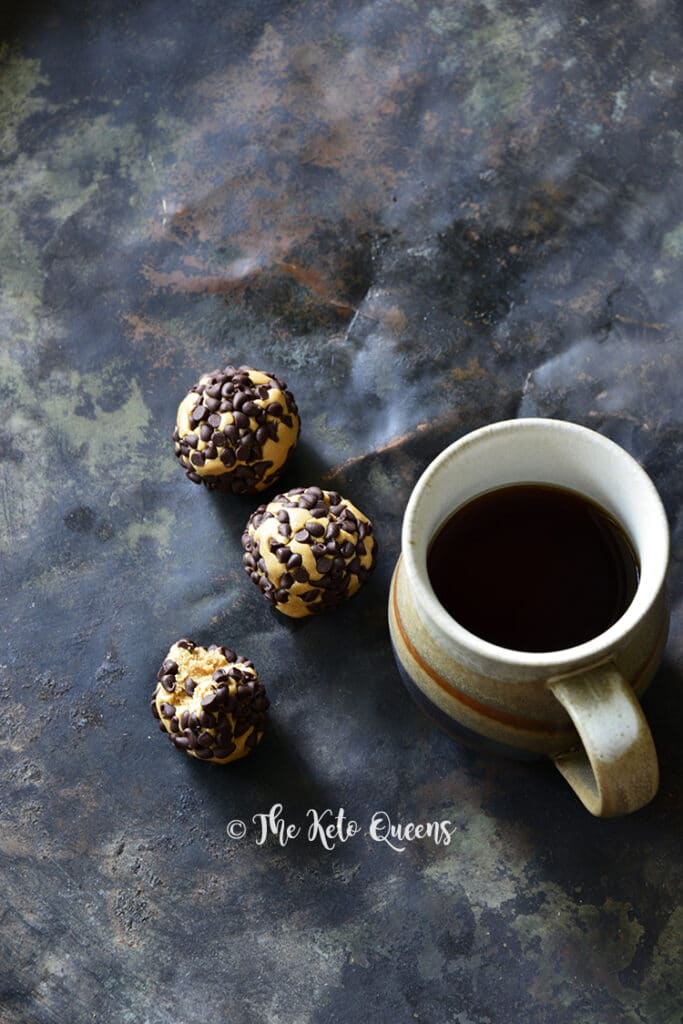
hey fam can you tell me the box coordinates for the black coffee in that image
[427,483,639,652]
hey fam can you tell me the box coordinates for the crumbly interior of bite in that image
[243,486,377,618]
[173,366,299,493]
[151,641,268,763]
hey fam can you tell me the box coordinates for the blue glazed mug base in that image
[391,641,545,763]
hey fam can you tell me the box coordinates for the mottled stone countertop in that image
[1,2,682,1022]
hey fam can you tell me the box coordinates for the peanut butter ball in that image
[150,639,269,763]
[242,487,377,617]
[172,364,299,494]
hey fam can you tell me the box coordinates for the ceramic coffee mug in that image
[389,418,670,817]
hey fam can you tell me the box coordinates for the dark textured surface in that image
[1,2,682,1021]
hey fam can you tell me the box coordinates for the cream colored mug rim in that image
[402,418,670,673]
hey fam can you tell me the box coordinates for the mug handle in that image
[546,661,659,817]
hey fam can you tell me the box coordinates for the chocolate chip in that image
[213,744,237,759]
[198,709,214,728]
[199,423,213,441]
[172,735,190,750]
[256,425,269,445]
[208,413,222,428]
[294,567,309,583]
[221,647,236,663]
[194,747,214,759]
[177,639,195,650]
[201,690,218,708]
[197,731,213,748]
[160,674,175,692]
[150,700,160,719]
[287,552,302,569]
[184,677,197,696]
[311,543,327,558]
[204,396,221,413]
[236,443,252,461]
[302,590,318,602]
[316,558,333,574]
[275,589,289,602]
[225,424,239,443]
[180,711,190,728]
[233,411,249,429]
[170,717,180,733]
[191,405,208,423]
[340,541,355,558]
[276,546,291,564]
[160,702,175,719]
[267,402,282,417]
[294,529,310,543]
[280,572,293,589]
[278,523,292,538]
[305,521,325,537]
[212,431,227,446]
[185,433,199,449]
[215,725,233,746]
[221,448,236,467]
[190,451,205,467]
[162,659,179,675]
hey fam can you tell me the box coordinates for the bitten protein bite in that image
[242,486,377,617]
[150,639,269,763]
[172,364,300,494]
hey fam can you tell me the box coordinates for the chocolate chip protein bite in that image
[172,364,300,494]
[242,486,377,617]
[150,639,269,763]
